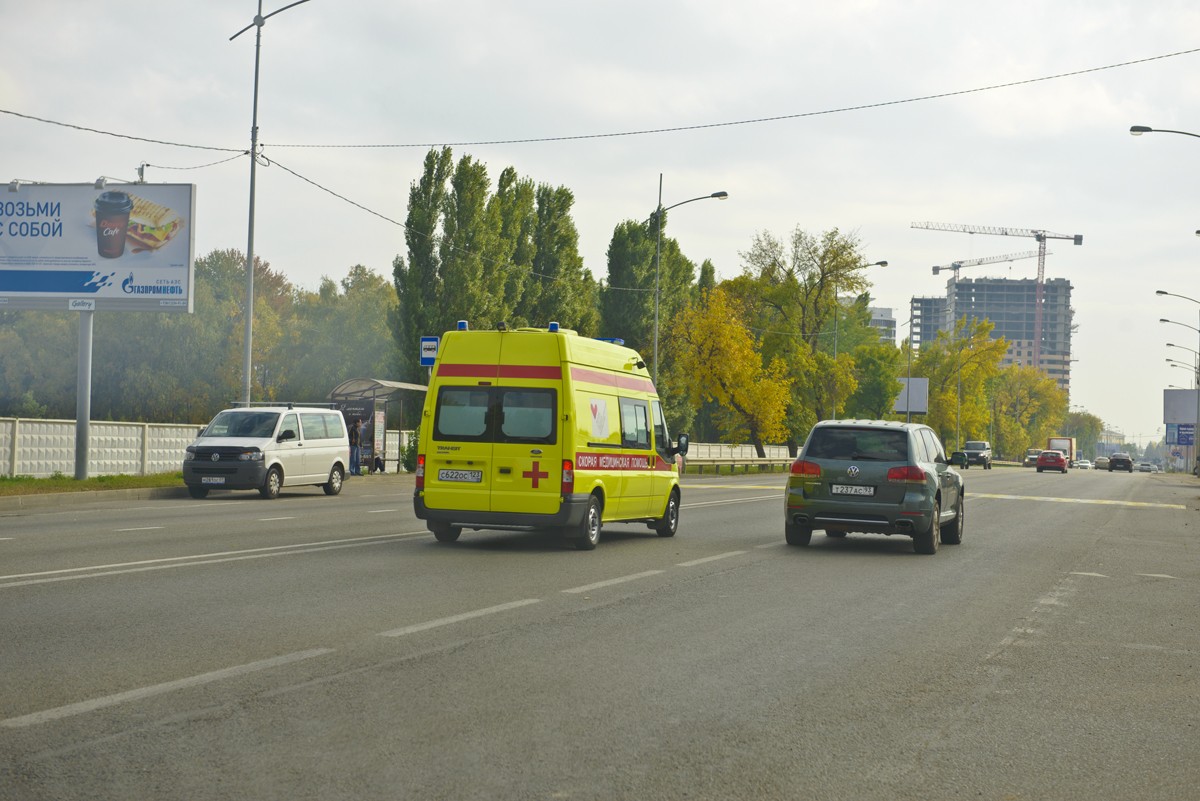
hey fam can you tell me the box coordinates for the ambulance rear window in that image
[432,386,557,445]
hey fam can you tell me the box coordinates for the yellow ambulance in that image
[413,321,690,550]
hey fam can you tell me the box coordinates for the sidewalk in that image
[0,470,415,512]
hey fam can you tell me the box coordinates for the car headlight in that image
[184,448,195,462]
[238,450,264,462]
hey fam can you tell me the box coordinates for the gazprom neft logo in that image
[121,272,184,295]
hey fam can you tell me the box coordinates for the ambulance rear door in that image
[426,385,494,512]
[489,337,564,515]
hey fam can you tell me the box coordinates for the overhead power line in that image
[0,45,1196,154]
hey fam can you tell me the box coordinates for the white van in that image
[182,405,350,499]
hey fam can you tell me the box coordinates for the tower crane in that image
[931,250,1042,280]
[912,222,1083,368]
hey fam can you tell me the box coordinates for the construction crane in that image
[931,250,1042,280]
[912,222,1083,368]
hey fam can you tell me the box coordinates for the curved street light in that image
[1130,125,1200,139]
[231,0,313,404]
[652,176,728,384]
[1159,287,1200,473]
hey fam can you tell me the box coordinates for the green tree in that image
[912,318,1008,450]
[844,341,904,419]
[990,364,1068,459]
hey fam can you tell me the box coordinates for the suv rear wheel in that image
[785,523,812,547]
[913,499,941,554]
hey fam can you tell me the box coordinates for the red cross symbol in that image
[522,460,549,488]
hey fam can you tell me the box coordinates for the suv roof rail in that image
[229,401,339,409]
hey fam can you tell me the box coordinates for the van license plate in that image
[439,469,482,483]
[202,477,225,485]
[831,484,874,496]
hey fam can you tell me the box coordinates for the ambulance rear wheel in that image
[573,495,602,550]
[654,490,680,537]
[431,523,461,543]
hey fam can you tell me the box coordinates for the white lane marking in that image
[0,538,14,541]
[562,570,664,594]
[1137,573,1179,579]
[114,527,164,532]
[684,494,780,509]
[1,648,334,729]
[378,599,542,637]
[972,492,1185,510]
[1070,572,1109,578]
[366,509,398,514]
[257,517,295,522]
[0,532,428,589]
[677,551,747,567]
[685,484,784,490]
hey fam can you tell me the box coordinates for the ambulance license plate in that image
[831,484,873,496]
[201,476,225,485]
[439,469,482,483]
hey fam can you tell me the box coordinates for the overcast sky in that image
[3,1,1199,446]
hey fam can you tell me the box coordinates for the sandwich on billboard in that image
[0,182,195,312]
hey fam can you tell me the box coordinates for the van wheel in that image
[323,465,344,496]
[573,495,602,550]
[260,466,283,499]
[653,490,680,537]
[431,523,461,543]
[187,485,209,499]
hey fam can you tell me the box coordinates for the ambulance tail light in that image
[561,459,574,495]
[416,454,426,490]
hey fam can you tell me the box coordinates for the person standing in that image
[348,418,362,476]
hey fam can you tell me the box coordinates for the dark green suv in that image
[784,420,966,554]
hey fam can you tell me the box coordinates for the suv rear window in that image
[965,441,987,450]
[806,428,909,461]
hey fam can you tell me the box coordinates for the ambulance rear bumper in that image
[413,491,590,531]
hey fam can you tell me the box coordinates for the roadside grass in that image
[0,472,183,496]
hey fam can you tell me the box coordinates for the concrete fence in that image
[0,417,788,479]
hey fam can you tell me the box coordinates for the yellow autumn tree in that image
[670,287,792,456]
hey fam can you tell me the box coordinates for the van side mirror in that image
[278,429,297,443]
[674,433,690,457]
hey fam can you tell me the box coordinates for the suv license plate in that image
[831,484,874,496]
[439,469,482,483]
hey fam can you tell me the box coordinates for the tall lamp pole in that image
[231,0,311,404]
[1158,286,1200,475]
[652,175,728,384]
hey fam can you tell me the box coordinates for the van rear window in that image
[434,387,556,445]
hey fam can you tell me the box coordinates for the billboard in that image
[0,182,195,312]
[893,377,929,415]
[1163,388,1199,425]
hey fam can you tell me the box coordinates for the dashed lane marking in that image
[972,492,1184,509]
[378,599,542,637]
[562,571,664,594]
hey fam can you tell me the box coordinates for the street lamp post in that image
[230,0,311,404]
[1158,288,1200,474]
[652,175,728,385]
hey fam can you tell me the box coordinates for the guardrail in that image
[685,457,793,475]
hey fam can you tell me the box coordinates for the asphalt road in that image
[1,467,1197,800]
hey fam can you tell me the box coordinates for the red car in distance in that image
[1036,449,1068,473]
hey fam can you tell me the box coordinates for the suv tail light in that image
[887,465,927,483]
[790,459,821,477]
[416,454,425,490]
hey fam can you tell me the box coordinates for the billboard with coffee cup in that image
[0,182,194,312]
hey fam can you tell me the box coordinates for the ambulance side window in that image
[619,397,651,450]
[651,401,671,457]
[433,388,491,442]
[497,389,556,444]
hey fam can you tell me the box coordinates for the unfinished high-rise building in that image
[909,276,1074,393]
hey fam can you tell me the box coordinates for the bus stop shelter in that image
[327,378,427,472]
